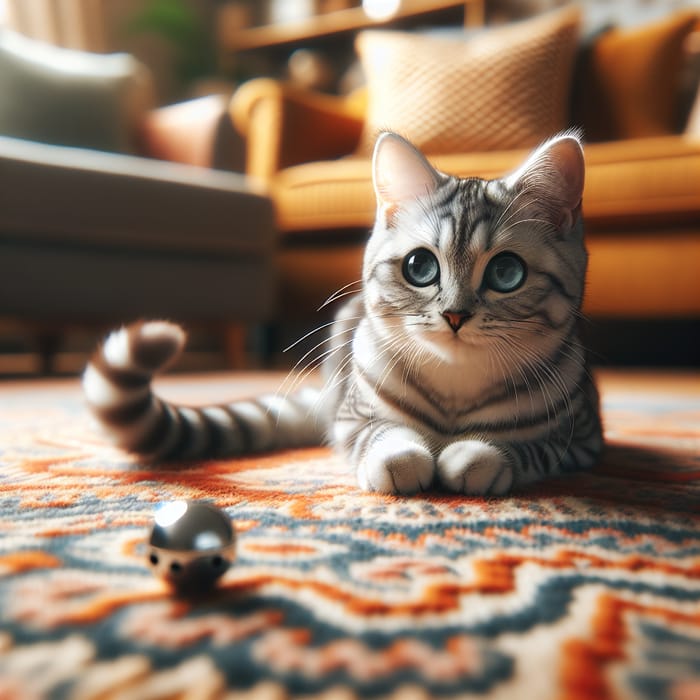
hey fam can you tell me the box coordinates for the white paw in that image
[357,429,435,495]
[437,440,512,496]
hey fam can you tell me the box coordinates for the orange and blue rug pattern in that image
[0,371,699,699]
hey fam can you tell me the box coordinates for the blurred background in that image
[0,0,698,376]
[3,1,698,101]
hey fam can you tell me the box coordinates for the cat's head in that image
[364,131,587,362]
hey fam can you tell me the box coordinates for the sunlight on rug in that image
[0,370,698,699]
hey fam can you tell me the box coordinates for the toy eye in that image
[484,253,526,293]
[403,248,440,287]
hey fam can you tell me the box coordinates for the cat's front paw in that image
[437,440,512,496]
[357,427,435,495]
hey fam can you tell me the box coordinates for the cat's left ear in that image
[504,133,585,232]
[372,132,440,211]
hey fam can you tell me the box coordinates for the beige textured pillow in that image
[356,7,581,155]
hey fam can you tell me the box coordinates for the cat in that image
[83,131,603,495]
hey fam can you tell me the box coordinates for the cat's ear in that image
[372,132,440,209]
[504,133,585,232]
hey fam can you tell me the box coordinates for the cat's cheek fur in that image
[437,441,513,496]
[356,426,435,494]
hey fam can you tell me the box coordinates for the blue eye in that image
[484,253,526,293]
[403,248,440,287]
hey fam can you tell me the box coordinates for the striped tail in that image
[82,321,324,461]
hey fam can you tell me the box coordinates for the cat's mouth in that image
[414,323,484,350]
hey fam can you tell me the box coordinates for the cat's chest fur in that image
[350,318,512,434]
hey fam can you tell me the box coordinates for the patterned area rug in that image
[0,370,699,700]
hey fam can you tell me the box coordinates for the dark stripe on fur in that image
[93,394,152,427]
[203,410,224,456]
[133,400,175,455]
[88,352,150,390]
[167,408,194,458]
[225,406,254,453]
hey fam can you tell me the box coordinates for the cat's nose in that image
[442,310,473,332]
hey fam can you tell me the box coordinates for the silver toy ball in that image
[148,500,236,591]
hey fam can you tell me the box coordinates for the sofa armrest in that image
[230,78,366,181]
[137,94,245,172]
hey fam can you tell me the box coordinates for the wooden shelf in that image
[218,0,484,52]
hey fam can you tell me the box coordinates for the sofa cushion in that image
[355,6,581,155]
[0,135,274,257]
[0,30,154,153]
[574,136,700,225]
[0,135,277,321]
[573,11,698,141]
[272,137,700,233]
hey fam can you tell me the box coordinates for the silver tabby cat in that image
[83,132,603,495]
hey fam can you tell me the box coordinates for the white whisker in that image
[317,279,363,311]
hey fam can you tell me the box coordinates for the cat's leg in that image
[437,440,513,496]
[359,425,435,494]
[437,384,603,496]
[437,431,603,496]
[338,420,435,494]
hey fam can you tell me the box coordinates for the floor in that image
[1,367,699,698]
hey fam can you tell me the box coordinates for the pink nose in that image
[442,311,472,332]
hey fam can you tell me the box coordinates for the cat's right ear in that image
[372,133,440,213]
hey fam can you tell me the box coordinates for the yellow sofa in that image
[229,9,700,322]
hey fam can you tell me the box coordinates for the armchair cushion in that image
[230,78,365,180]
[272,136,700,233]
[0,30,154,154]
[355,6,581,155]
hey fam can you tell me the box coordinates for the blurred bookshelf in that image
[218,0,485,52]
[216,0,485,90]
